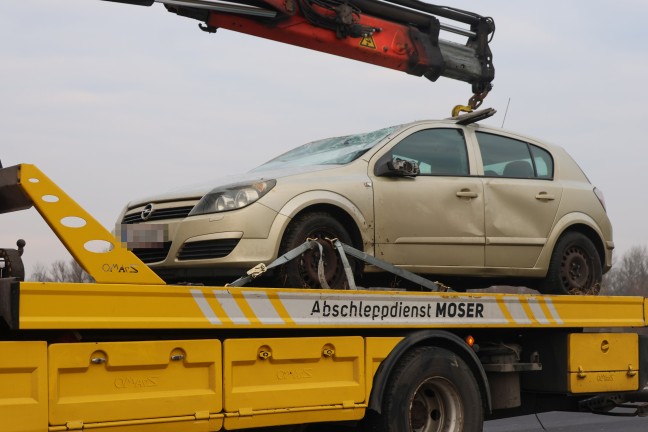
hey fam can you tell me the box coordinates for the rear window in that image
[476,132,554,179]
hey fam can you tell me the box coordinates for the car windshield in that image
[252,125,401,171]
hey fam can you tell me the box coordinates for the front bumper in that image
[120,201,288,281]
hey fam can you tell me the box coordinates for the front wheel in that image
[370,346,483,432]
[539,232,602,295]
[278,211,357,289]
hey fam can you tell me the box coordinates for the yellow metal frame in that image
[0,342,48,432]
[568,333,639,393]
[14,164,164,285]
[14,281,648,330]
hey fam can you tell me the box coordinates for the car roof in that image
[399,109,558,152]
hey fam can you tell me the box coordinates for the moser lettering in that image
[435,302,484,318]
[310,300,485,320]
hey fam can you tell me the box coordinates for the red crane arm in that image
[103,0,495,100]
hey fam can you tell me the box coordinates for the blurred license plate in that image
[118,224,168,249]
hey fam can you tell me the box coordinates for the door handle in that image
[456,190,478,198]
[535,192,555,201]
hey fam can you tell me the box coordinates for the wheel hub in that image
[297,234,343,288]
[409,377,462,432]
[560,246,591,290]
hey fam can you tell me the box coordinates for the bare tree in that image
[29,262,52,282]
[28,259,93,283]
[601,246,648,296]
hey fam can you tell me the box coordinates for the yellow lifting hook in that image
[452,88,491,117]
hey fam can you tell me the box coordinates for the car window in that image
[529,145,553,179]
[388,128,469,176]
[252,125,403,172]
[476,132,554,179]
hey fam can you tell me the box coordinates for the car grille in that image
[122,206,194,224]
[132,242,172,264]
[177,239,240,261]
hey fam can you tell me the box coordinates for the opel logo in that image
[141,203,154,221]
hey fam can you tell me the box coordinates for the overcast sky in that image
[1,0,647,277]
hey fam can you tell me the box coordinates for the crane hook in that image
[452,88,491,117]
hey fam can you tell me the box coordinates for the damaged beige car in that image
[117,111,613,294]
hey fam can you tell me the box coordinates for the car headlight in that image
[189,179,276,216]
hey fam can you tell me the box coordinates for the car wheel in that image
[539,232,602,295]
[368,346,483,432]
[278,211,357,289]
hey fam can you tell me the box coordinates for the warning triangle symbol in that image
[360,35,376,49]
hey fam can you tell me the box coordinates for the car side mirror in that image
[375,155,420,177]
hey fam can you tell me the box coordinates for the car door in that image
[474,130,563,268]
[370,126,485,270]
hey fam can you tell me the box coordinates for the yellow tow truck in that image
[2,1,647,431]
[1,163,647,432]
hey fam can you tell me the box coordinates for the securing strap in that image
[330,238,357,291]
[227,240,329,288]
[228,239,450,292]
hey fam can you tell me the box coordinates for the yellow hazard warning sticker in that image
[360,35,376,49]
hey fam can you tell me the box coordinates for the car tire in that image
[278,211,357,289]
[539,232,602,295]
[367,346,483,432]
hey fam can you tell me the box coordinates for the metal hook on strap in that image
[228,239,450,292]
[227,239,329,288]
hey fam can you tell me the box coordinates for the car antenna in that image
[501,97,511,128]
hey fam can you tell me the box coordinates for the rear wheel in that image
[539,232,602,295]
[370,346,483,432]
[278,211,357,289]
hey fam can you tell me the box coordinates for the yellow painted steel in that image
[550,295,645,327]
[223,337,365,413]
[17,282,647,330]
[0,341,48,432]
[16,164,164,285]
[48,340,222,426]
[365,337,403,402]
[48,415,223,432]
[568,333,639,393]
[18,282,218,329]
[223,404,366,430]
[537,297,559,324]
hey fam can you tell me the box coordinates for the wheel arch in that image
[368,330,492,415]
[277,191,371,252]
[288,204,363,250]
[558,224,606,268]
[537,212,609,272]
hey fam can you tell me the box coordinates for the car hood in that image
[127,165,338,208]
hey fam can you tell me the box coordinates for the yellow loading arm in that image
[0,164,164,285]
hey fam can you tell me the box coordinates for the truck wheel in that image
[539,232,602,295]
[372,346,483,432]
[278,211,356,289]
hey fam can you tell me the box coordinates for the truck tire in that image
[370,346,483,432]
[278,211,356,289]
[539,232,602,295]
